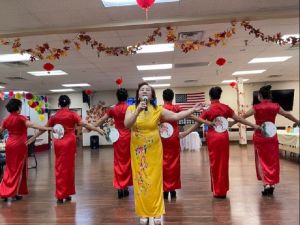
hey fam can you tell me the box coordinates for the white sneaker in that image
[139,217,149,225]
[154,216,162,225]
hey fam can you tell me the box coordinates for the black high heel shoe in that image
[117,189,124,199]
[123,188,129,197]
[170,190,176,199]
[65,196,72,202]
[57,199,64,204]
[261,186,274,196]
[14,195,23,200]
[163,191,169,199]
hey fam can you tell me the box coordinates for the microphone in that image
[143,96,148,111]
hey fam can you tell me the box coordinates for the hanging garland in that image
[0,21,299,62]
[240,21,299,46]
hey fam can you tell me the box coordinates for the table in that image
[180,132,202,151]
[277,130,299,155]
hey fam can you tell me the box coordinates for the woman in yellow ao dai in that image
[124,82,202,225]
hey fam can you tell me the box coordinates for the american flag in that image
[175,92,205,110]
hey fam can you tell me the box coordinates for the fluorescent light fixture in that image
[249,56,292,64]
[4,91,27,94]
[150,84,171,87]
[222,79,249,83]
[137,64,172,71]
[0,53,36,62]
[143,76,171,81]
[102,0,179,7]
[136,43,174,54]
[50,89,74,93]
[282,34,299,42]
[0,86,4,89]
[62,83,90,87]
[232,70,266,75]
[27,70,68,76]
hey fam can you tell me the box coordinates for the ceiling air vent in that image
[6,76,27,80]
[178,31,205,42]
[2,61,29,67]
[268,75,282,78]
[174,62,209,68]
[184,80,198,83]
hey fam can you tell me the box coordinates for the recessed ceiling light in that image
[282,34,299,42]
[232,70,266,75]
[62,83,91,87]
[0,53,36,62]
[136,44,174,54]
[50,89,74,93]
[137,64,172,71]
[0,86,5,89]
[27,70,68,76]
[248,56,292,63]
[102,0,179,7]
[222,79,249,83]
[150,84,171,87]
[143,76,171,81]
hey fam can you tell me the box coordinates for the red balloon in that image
[136,0,155,10]
[229,82,237,88]
[43,63,54,71]
[216,57,226,66]
[116,78,123,86]
[8,90,14,97]
[84,89,93,95]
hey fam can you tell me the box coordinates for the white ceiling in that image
[0,0,299,94]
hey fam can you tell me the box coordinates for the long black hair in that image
[258,85,272,100]
[135,82,157,109]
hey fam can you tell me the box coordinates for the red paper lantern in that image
[229,81,237,88]
[216,57,226,66]
[43,63,54,72]
[116,78,123,87]
[136,0,155,10]
[84,89,93,95]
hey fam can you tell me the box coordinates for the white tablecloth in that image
[180,132,201,151]
[277,130,299,154]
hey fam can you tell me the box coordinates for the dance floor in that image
[0,144,299,225]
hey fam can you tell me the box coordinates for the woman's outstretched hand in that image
[192,103,202,112]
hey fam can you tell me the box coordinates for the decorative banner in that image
[0,21,299,61]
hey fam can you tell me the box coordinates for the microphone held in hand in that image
[143,96,148,111]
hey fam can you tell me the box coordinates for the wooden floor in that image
[0,144,299,225]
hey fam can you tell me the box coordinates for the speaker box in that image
[82,91,90,107]
[90,135,99,149]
